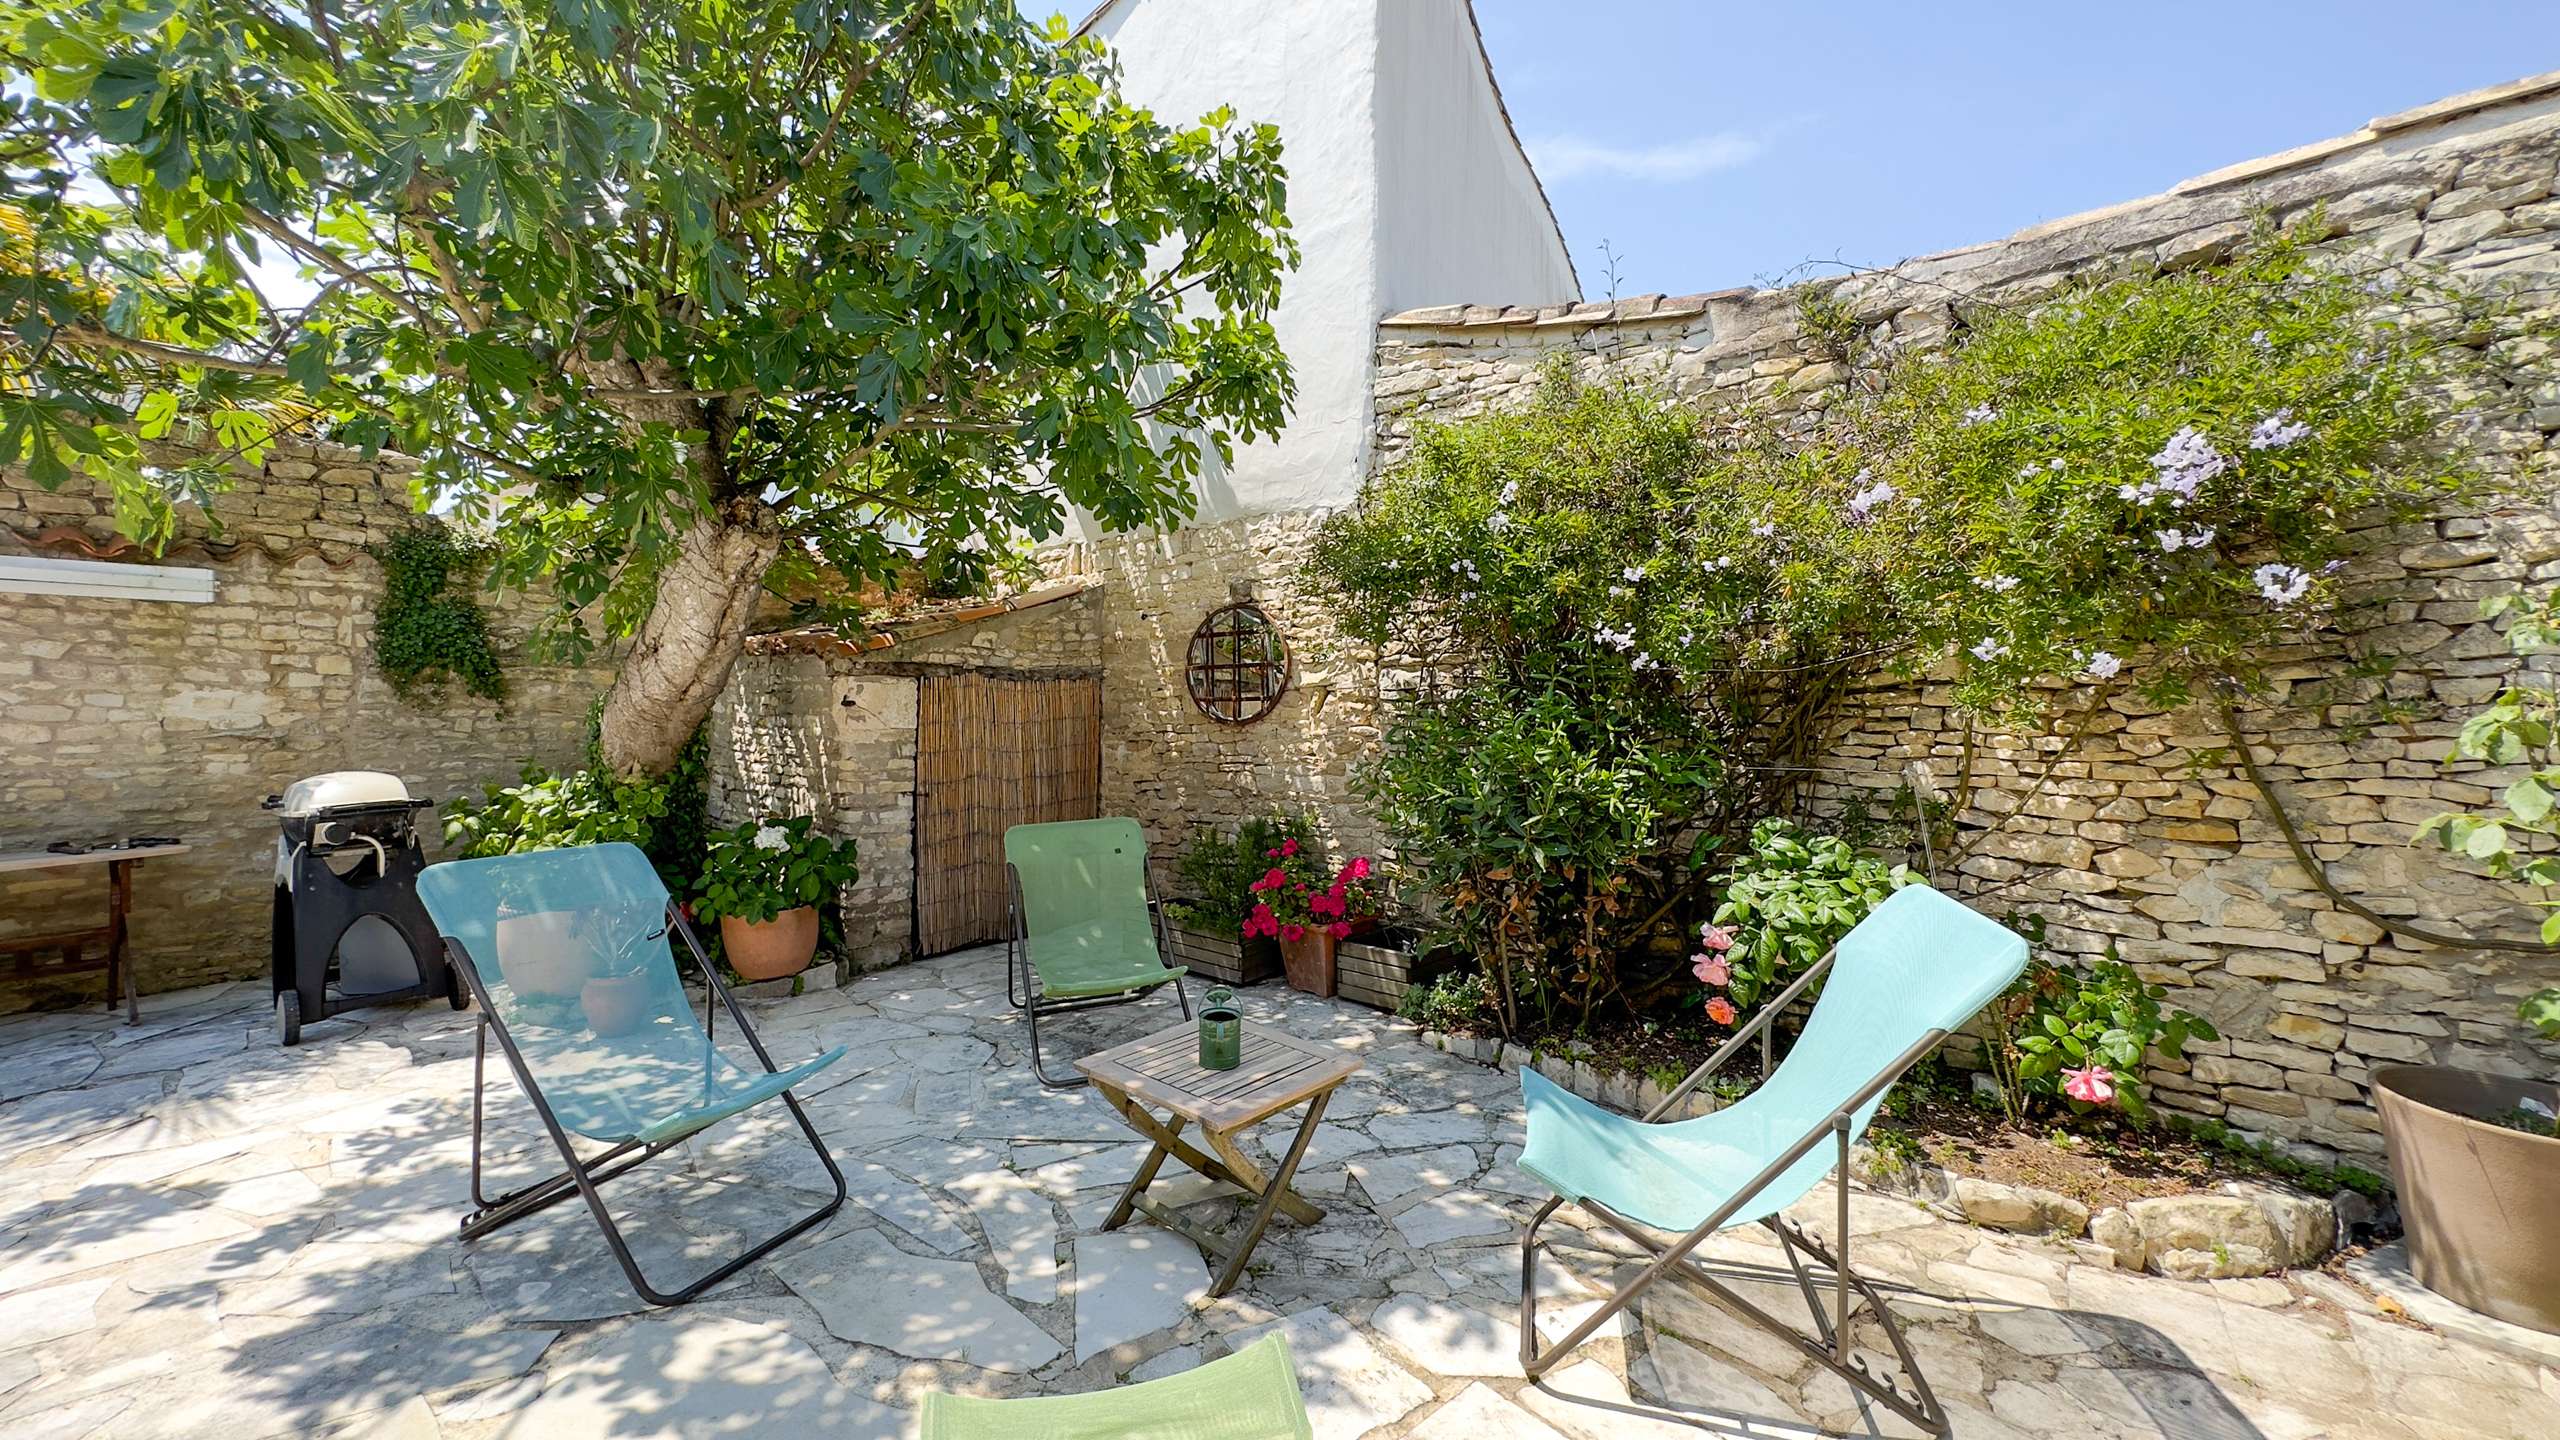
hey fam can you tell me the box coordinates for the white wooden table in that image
[0,843,189,1023]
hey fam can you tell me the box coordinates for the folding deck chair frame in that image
[1518,892,2023,1439]
[1003,818,1193,1088]
[438,878,847,1308]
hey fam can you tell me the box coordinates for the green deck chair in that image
[1515,883,2026,1438]
[415,843,848,1307]
[1004,817,1191,1087]
[920,1332,1312,1440]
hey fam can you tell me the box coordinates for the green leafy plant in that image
[692,817,859,925]
[2415,589,2560,1039]
[1990,955,2217,1125]
[1704,819,1915,1018]
[371,523,504,703]
[1165,815,1318,932]
[443,766,669,859]
[1398,971,1495,1034]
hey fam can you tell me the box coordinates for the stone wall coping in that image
[743,579,1097,659]
[1379,66,2560,335]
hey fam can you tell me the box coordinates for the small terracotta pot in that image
[1278,929,1337,998]
[2373,1063,2560,1334]
[579,974,655,1037]
[721,906,820,981]
[494,909,592,999]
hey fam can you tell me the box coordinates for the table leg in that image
[1202,1127,1322,1227]
[1207,1088,1333,1298]
[107,859,138,1025]
[1104,1104,1183,1233]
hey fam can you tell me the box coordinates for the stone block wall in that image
[0,441,608,1012]
[1349,84,2560,1165]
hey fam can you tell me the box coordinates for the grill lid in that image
[277,770,413,816]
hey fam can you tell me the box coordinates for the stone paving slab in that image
[0,944,2552,1439]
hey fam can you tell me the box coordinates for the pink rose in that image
[1690,952,1729,986]
[1704,997,1738,1026]
[1699,923,1736,952]
[2062,1065,2116,1106]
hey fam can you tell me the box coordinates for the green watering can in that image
[1198,986,1242,1070]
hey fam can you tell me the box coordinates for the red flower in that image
[1265,848,1281,859]
[1344,856,1372,880]
[1279,923,1307,943]
[1255,867,1287,891]
[1280,839,1299,857]
[1327,921,1352,940]
[1704,996,1738,1026]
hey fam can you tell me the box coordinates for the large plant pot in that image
[1165,922,1280,986]
[1279,930,1337,998]
[579,974,655,1038]
[721,906,820,981]
[2372,1063,2560,1334]
[493,909,593,999]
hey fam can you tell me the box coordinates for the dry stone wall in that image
[1354,84,2560,1166]
[0,442,608,1012]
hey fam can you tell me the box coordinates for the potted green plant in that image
[1241,841,1382,998]
[693,817,859,982]
[579,955,661,1038]
[2387,588,2560,1334]
[1162,817,1315,984]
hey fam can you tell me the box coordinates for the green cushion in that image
[1005,818,1185,999]
[918,1333,1312,1440]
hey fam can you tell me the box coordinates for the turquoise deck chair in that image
[416,843,848,1306]
[1004,818,1191,1087]
[919,1332,1312,1440]
[1516,883,2026,1437]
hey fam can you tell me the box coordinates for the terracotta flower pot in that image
[493,909,593,999]
[1279,929,1337,998]
[579,974,655,1038]
[721,906,820,981]
[2372,1064,2560,1334]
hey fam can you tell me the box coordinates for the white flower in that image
[1591,623,1637,651]
[2248,410,2311,450]
[1961,403,2000,426]
[1498,480,1519,505]
[1486,510,1513,533]
[1632,652,1659,672]
[1703,554,1732,573]
[1846,472,1898,524]
[2083,650,2122,680]
[752,825,791,852]
[2253,563,2312,605]
[1974,573,2021,593]
[2047,457,2066,471]
[2155,526,2215,553]
[1750,520,1778,538]
[1969,637,2008,663]
[2248,329,2271,350]
[2123,425,2228,508]
[1621,564,1647,583]
[2018,464,2042,480]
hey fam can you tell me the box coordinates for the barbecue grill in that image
[266,770,463,1044]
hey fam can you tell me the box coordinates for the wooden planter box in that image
[1336,935,1416,1013]
[1164,921,1280,986]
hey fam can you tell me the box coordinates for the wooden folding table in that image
[1078,1018,1363,1298]
[0,842,188,1024]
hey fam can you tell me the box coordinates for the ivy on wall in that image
[371,522,505,703]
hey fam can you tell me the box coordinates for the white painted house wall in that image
[1074,0,1576,527]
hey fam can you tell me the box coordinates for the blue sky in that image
[1475,1,2560,297]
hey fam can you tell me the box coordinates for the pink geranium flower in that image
[1279,839,1299,857]
[1690,952,1729,986]
[1704,997,1738,1026]
[1344,856,1372,880]
[1698,923,1736,952]
[2062,1065,2116,1106]
[1327,921,1352,940]
[1279,923,1306,943]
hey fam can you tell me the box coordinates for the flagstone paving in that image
[0,948,2552,1438]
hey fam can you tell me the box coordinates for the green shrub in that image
[1985,954,2216,1125]
[443,765,669,858]
[1700,819,1913,1019]
[1165,815,1320,932]
[1398,971,1495,1034]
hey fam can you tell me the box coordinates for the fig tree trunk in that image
[595,499,781,778]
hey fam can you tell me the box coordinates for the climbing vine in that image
[371,522,505,703]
